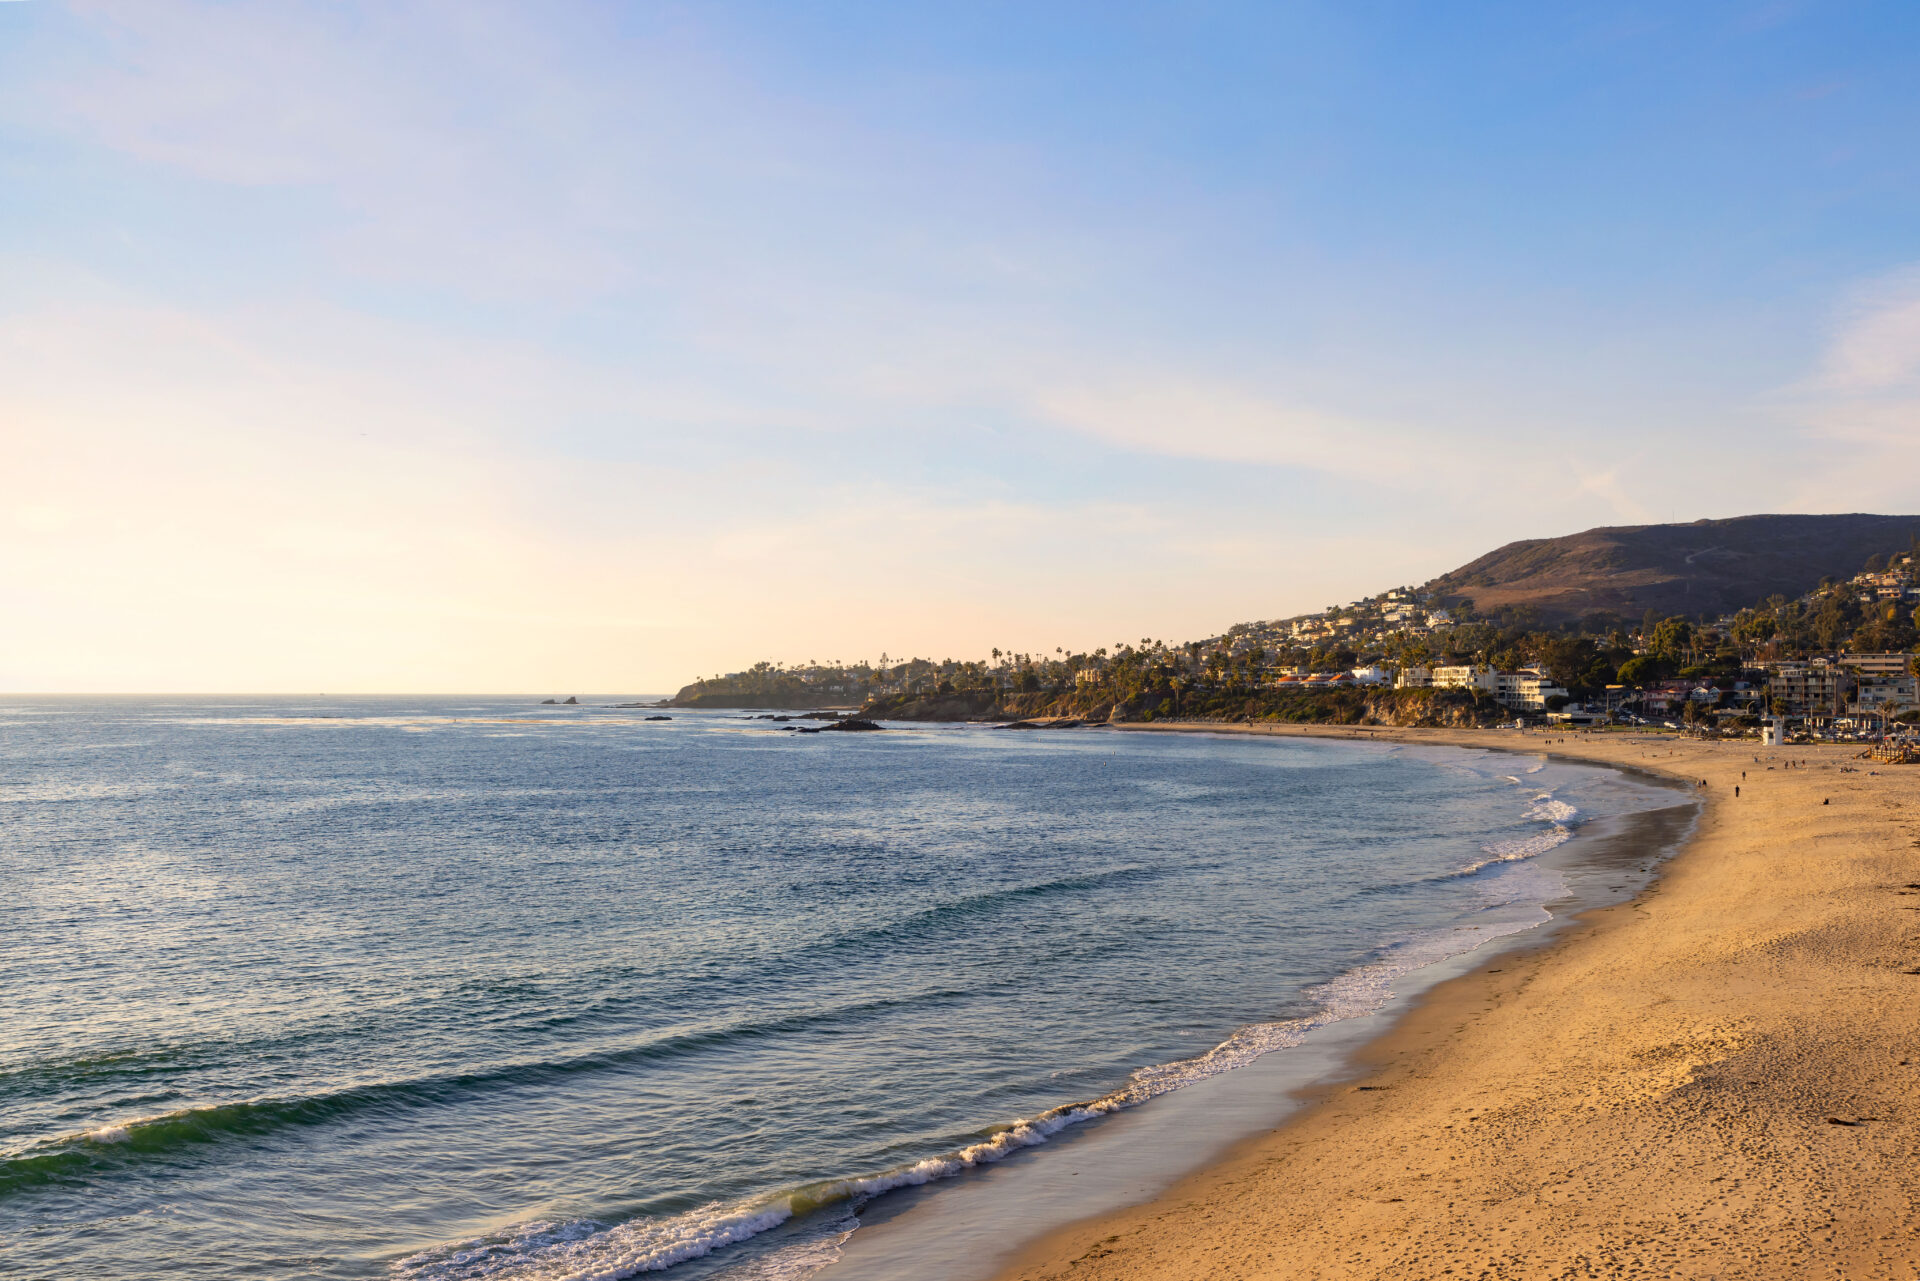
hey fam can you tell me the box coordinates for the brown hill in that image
[1424,514,1920,624]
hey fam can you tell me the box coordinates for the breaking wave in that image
[1458,788,1579,875]
[392,916,1555,1281]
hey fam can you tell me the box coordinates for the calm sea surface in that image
[2,699,1671,1281]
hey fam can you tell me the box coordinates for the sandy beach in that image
[991,726,1920,1281]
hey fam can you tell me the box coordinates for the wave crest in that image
[1461,789,1578,875]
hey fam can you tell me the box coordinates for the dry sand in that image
[991,726,1920,1281]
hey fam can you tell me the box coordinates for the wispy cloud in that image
[1818,265,1920,394]
[1032,380,1435,482]
[1765,263,1920,510]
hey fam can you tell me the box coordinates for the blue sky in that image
[3,1,1919,691]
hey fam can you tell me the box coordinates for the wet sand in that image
[990,726,1920,1281]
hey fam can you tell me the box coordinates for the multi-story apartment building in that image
[1494,670,1573,711]
[1853,676,1919,714]
[1422,665,1566,709]
[1768,660,1848,717]
[1841,652,1914,678]
[1431,664,1497,692]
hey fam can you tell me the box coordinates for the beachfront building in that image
[1493,669,1572,712]
[1351,665,1393,685]
[1769,660,1849,717]
[1395,664,1433,688]
[1851,674,1919,716]
[1432,664,1497,692]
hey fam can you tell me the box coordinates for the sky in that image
[3,1,1920,693]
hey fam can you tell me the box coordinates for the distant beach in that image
[977,725,1920,1281]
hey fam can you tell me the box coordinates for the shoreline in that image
[821,727,1696,1281]
[976,724,1920,1280]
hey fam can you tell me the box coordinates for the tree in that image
[1732,609,1776,645]
[1650,617,1693,661]
[1852,603,1917,653]
[1617,654,1664,686]
[1811,592,1858,650]
[1537,634,1598,690]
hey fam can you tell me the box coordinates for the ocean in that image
[0,699,1686,1281]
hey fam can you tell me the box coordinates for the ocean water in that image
[0,699,1677,1281]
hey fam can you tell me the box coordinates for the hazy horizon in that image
[7,3,1920,693]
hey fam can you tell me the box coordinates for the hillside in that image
[1423,513,1920,624]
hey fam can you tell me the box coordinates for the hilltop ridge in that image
[1422,513,1920,624]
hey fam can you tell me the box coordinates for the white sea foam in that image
[1528,796,1577,825]
[393,1203,797,1281]
[714,1219,857,1281]
[1457,788,1579,875]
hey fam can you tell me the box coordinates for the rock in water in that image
[820,719,885,732]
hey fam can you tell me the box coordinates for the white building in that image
[1351,665,1393,685]
[1432,664,1497,692]
[1396,664,1432,689]
[1853,675,1919,715]
[1841,652,1913,678]
[1769,660,1846,717]
[1494,670,1572,711]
